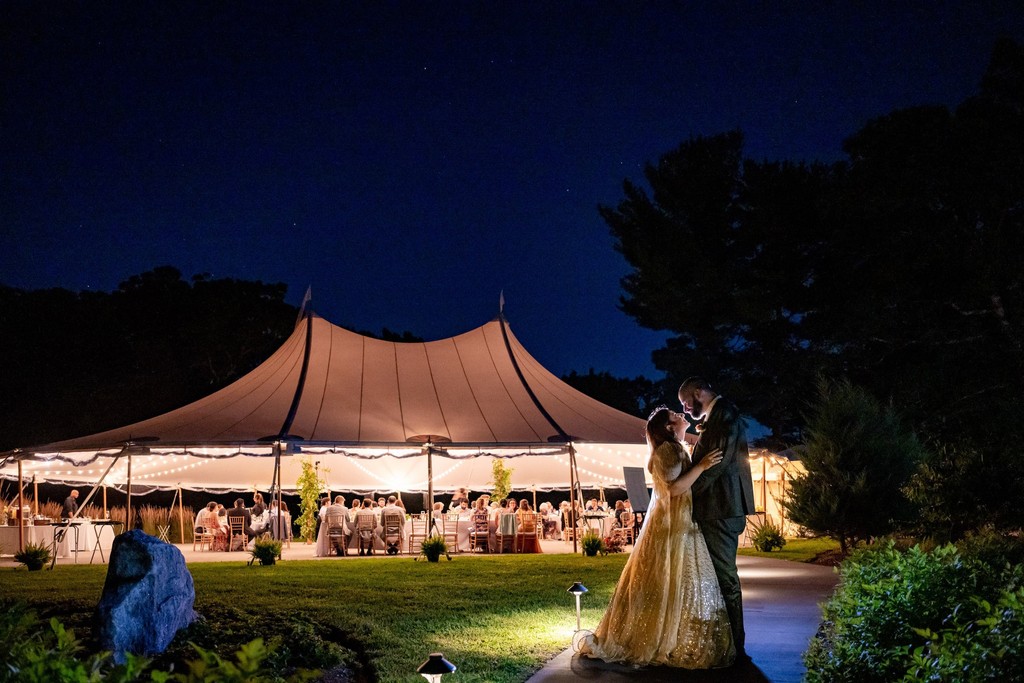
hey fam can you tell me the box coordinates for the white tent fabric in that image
[1,312,650,494]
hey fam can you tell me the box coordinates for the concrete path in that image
[525,555,838,683]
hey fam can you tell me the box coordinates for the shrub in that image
[13,541,51,571]
[0,601,320,682]
[420,535,448,562]
[600,535,624,555]
[749,516,787,552]
[905,586,1024,683]
[804,540,1016,683]
[250,535,283,566]
[580,531,603,556]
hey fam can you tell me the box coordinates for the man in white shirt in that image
[377,495,405,553]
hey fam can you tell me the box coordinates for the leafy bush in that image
[420,535,448,562]
[600,535,624,555]
[804,539,1022,682]
[581,531,603,556]
[13,541,51,571]
[749,516,786,552]
[249,535,283,566]
[0,602,320,682]
[905,586,1024,683]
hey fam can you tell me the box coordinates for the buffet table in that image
[0,520,120,562]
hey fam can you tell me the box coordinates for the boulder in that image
[95,529,198,663]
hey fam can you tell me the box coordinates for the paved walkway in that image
[525,555,838,683]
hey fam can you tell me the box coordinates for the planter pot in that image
[583,548,598,557]
[425,553,441,563]
[25,561,44,571]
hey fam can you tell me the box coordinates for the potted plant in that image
[420,535,448,562]
[249,535,283,566]
[749,516,787,553]
[581,531,603,557]
[14,541,52,571]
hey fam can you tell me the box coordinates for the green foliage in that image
[0,268,297,450]
[489,459,513,502]
[804,539,1023,683]
[580,531,603,556]
[904,587,1024,683]
[294,458,325,544]
[173,639,317,682]
[602,40,1024,450]
[0,602,318,683]
[749,516,786,553]
[420,534,447,561]
[249,535,283,566]
[784,378,926,554]
[13,541,52,571]
[906,442,1024,542]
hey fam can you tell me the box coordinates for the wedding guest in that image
[516,499,542,553]
[377,495,405,548]
[354,498,379,555]
[62,489,80,518]
[315,496,332,557]
[449,487,469,511]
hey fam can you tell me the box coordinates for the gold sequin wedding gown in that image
[579,441,735,668]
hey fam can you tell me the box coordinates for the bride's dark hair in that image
[645,405,679,450]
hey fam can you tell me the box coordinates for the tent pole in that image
[568,443,578,554]
[33,476,38,515]
[17,459,24,553]
[126,455,133,531]
[762,455,767,518]
[177,486,185,545]
[103,485,108,518]
[427,443,434,514]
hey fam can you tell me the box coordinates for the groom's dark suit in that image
[690,396,756,654]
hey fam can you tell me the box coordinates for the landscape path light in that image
[567,580,588,631]
[417,652,456,682]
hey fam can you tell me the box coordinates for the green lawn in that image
[0,554,629,682]
[738,536,840,563]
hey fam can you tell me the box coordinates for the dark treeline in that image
[602,38,1023,455]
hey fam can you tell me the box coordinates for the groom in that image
[679,376,756,660]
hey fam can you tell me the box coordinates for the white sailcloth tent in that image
[1,311,651,497]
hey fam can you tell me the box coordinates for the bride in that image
[579,406,735,668]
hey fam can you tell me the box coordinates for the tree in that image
[0,267,297,449]
[784,379,927,554]
[603,40,1024,451]
[904,441,1023,542]
[561,369,660,416]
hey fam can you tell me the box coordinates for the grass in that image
[0,554,629,682]
[738,536,840,563]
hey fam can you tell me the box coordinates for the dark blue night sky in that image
[3,2,1022,379]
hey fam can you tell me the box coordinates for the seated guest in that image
[354,498,379,555]
[251,495,270,535]
[612,500,627,527]
[268,499,291,540]
[377,495,405,547]
[324,495,352,554]
[227,498,255,547]
[251,492,266,517]
[315,496,332,557]
[516,499,542,553]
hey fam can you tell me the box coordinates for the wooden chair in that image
[381,511,405,555]
[443,512,461,553]
[355,512,377,555]
[495,513,517,553]
[326,512,349,556]
[227,516,246,551]
[618,511,636,544]
[407,515,428,554]
[192,515,215,552]
[515,512,539,552]
[469,511,490,553]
